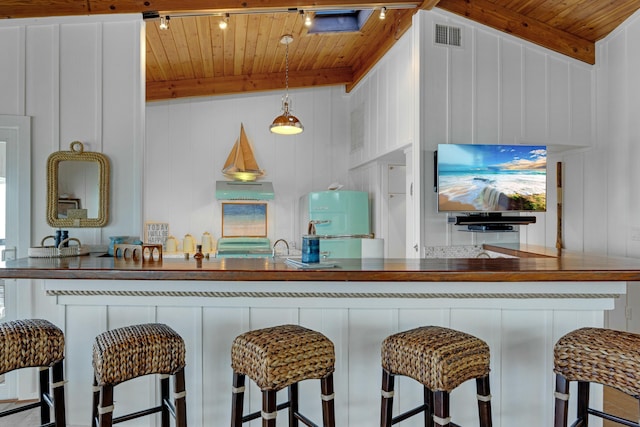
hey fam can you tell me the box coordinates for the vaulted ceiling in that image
[2,0,639,101]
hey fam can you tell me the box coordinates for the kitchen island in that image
[0,245,636,427]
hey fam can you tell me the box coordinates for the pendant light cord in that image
[285,39,290,98]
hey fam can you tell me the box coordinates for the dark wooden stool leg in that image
[92,376,100,427]
[554,374,570,427]
[380,369,394,427]
[174,368,187,427]
[39,367,51,425]
[263,389,277,427]
[161,374,170,427]
[98,384,114,427]
[51,360,67,427]
[476,375,492,427]
[424,387,434,427]
[289,382,299,426]
[433,391,451,427]
[321,373,336,427]
[576,381,590,427]
[231,372,245,427]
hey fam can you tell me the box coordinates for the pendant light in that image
[270,35,304,135]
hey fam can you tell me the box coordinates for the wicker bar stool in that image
[91,323,187,427]
[0,319,66,427]
[230,324,336,427]
[380,326,492,427]
[554,327,640,427]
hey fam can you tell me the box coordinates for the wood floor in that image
[0,400,41,427]
[0,386,636,426]
[604,386,639,426]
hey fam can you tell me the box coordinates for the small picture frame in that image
[57,198,80,218]
[144,222,170,244]
[222,202,267,237]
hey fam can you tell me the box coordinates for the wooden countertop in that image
[2,244,640,282]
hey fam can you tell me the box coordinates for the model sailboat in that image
[222,123,265,181]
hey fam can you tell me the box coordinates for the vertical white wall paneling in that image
[347,308,395,426]
[604,29,629,257]
[397,34,414,149]
[562,154,586,250]
[102,19,145,238]
[157,306,203,427]
[625,19,640,258]
[522,49,548,144]
[378,62,388,156]
[0,27,23,115]
[500,309,552,426]
[569,65,593,146]
[501,40,523,144]
[474,28,501,144]
[547,57,571,144]
[59,23,100,147]
[420,12,450,247]
[26,24,60,243]
[64,304,107,425]
[449,24,474,146]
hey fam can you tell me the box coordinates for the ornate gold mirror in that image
[46,141,110,227]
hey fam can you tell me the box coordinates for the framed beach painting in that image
[222,202,267,237]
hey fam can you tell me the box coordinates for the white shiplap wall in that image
[144,87,351,247]
[0,14,145,248]
[593,8,640,334]
[419,10,594,250]
[347,9,595,253]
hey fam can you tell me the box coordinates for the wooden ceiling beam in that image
[0,0,422,19]
[146,67,354,101]
[347,8,415,92]
[436,0,594,64]
[419,0,441,10]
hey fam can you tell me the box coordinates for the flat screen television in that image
[436,144,547,213]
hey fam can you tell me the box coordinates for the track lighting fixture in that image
[304,12,312,27]
[379,7,387,19]
[219,13,229,29]
[159,15,170,30]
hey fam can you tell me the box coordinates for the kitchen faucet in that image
[272,239,290,257]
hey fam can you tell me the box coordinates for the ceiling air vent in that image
[435,24,462,47]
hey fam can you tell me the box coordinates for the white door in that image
[0,115,31,400]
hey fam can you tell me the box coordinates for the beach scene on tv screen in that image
[438,144,547,212]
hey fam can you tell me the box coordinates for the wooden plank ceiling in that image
[1,0,639,101]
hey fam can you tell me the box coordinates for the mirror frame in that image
[46,141,110,227]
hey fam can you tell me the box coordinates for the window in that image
[308,10,373,34]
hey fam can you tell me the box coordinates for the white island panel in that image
[45,279,621,427]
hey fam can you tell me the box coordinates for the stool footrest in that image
[294,410,319,427]
[112,405,162,424]
[242,400,292,423]
[586,407,640,427]
[0,400,43,418]
[391,403,429,425]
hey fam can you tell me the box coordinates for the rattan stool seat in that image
[381,325,490,392]
[553,327,640,427]
[554,327,640,396]
[0,319,66,427]
[230,324,336,427]
[91,323,187,427]
[231,323,335,391]
[0,318,64,374]
[380,326,492,427]
[93,323,186,386]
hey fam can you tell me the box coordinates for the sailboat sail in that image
[222,124,264,181]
